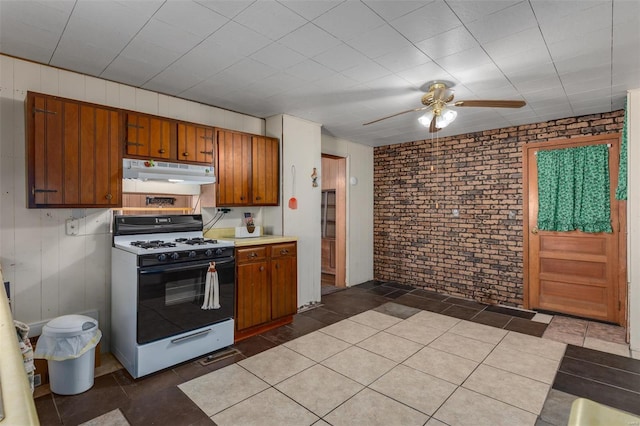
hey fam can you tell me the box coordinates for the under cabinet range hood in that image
[122,159,216,185]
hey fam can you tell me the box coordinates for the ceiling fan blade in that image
[363,106,429,125]
[429,115,440,133]
[453,100,526,108]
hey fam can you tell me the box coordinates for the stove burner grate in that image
[175,237,218,245]
[131,240,177,249]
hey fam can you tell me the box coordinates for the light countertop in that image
[204,228,297,247]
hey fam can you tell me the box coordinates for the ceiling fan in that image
[363,81,526,132]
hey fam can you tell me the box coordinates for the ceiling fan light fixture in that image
[418,111,434,127]
[436,108,457,128]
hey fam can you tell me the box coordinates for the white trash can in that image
[34,315,102,395]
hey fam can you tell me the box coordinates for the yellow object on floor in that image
[568,398,640,426]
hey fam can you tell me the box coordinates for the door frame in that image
[321,154,347,287]
[523,134,627,326]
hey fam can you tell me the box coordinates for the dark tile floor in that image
[34,280,635,425]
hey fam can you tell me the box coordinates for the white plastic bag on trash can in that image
[34,315,101,361]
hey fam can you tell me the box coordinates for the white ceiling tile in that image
[118,39,183,70]
[546,28,611,60]
[340,60,391,83]
[284,60,335,83]
[175,39,243,77]
[278,23,341,57]
[313,1,386,41]
[362,1,427,21]
[101,56,162,87]
[71,1,151,39]
[153,0,228,38]
[214,58,279,86]
[234,1,307,40]
[390,1,462,43]
[194,0,254,19]
[143,66,204,96]
[531,0,607,25]
[446,0,521,24]
[244,72,307,98]
[206,21,271,56]
[396,61,454,86]
[278,0,344,21]
[135,19,203,55]
[493,47,554,76]
[483,27,546,60]
[537,2,611,43]
[466,1,538,44]
[312,73,359,92]
[0,0,71,63]
[416,26,480,60]
[374,46,432,73]
[555,56,611,81]
[437,46,492,75]
[346,24,412,59]
[313,44,368,72]
[250,43,306,70]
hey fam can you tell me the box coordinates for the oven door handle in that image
[139,257,235,274]
[139,263,210,275]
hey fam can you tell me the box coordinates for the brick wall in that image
[373,110,624,307]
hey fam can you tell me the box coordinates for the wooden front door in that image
[523,134,626,325]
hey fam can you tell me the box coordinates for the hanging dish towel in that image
[202,262,221,310]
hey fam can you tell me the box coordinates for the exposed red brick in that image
[373,110,624,307]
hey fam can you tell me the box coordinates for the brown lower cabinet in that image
[235,242,297,341]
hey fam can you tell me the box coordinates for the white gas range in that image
[111,214,235,378]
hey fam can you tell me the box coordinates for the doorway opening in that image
[321,154,346,294]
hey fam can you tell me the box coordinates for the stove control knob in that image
[170,252,180,260]
[205,249,213,257]
[188,251,197,258]
[157,253,167,262]
[215,248,224,256]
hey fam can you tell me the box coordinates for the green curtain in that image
[537,144,612,233]
[616,105,628,200]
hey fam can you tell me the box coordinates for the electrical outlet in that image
[452,209,459,217]
[66,218,79,236]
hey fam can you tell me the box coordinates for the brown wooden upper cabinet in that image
[26,92,121,208]
[125,112,173,161]
[125,112,215,166]
[177,122,215,164]
[216,129,279,206]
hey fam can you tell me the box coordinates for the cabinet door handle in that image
[126,141,144,146]
[259,266,264,272]
[280,249,288,255]
[105,193,113,200]
[182,152,189,157]
[249,252,258,258]
[33,107,57,115]
[275,263,279,270]
[240,196,245,201]
[200,151,213,155]
[255,196,261,201]
[127,123,144,129]
[158,149,166,154]
[32,187,58,195]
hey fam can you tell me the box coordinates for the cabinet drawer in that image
[270,243,296,258]
[236,247,267,263]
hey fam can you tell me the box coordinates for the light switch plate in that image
[66,218,79,236]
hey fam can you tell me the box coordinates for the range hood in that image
[122,158,216,185]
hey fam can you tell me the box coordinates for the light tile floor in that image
[180,311,566,426]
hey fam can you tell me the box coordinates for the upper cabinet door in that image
[217,129,252,206]
[252,136,279,205]
[177,123,215,164]
[27,92,122,208]
[125,112,173,160]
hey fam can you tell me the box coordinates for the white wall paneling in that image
[628,88,639,353]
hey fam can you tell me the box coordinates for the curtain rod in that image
[534,144,612,155]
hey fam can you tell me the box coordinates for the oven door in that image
[137,257,235,345]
